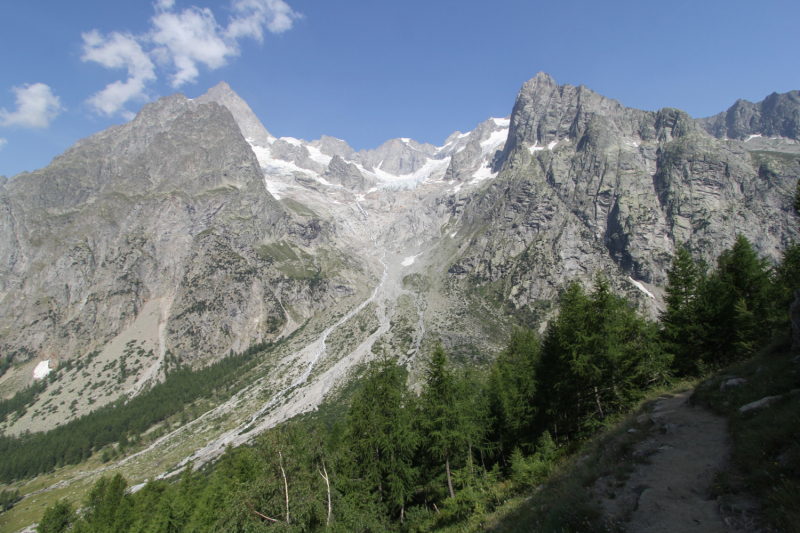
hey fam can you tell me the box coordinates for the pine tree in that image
[420,344,466,500]
[487,328,541,456]
[37,499,75,533]
[536,277,670,441]
[661,247,704,375]
[72,474,134,533]
[700,234,774,365]
[774,240,800,313]
[794,178,800,214]
[343,355,418,521]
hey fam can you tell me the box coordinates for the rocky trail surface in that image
[592,391,748,532]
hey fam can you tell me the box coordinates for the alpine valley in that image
[1,72,799,528]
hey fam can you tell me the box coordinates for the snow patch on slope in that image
[629,277,655,299]
[365,157,451,189]
[471,164,498,183]
[280,136,302,146]
[33,360,51,380]
[529,142,545,153]
[401,253,422,266]
[305,145,333,165]
[249,144,321,200]
[481,129,508,153]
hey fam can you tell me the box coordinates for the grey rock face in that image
[310,135,356,160]
[698,90,800,140]
[322,156,378,191]
[270,139,327,174]
[195,81,273,146]
[355,138,436,176]
[0,92,343,364]
[3,73,798,424]
[443,116,508,182]
[446,73,800,315]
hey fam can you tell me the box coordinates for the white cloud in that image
[227,0,301,40]
[81,0,300,116]
[0,83,63,129]
[151,7,236,88]
[82,31,156,116]
[0,138,7,150]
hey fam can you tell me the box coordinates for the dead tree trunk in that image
[445,447,455,499]
[319,460,331,527]
[279,451,289,524]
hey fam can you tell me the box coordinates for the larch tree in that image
[344,355,418,522]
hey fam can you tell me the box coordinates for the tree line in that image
[0,346,264,483]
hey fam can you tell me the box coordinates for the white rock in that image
[739,396,781,413]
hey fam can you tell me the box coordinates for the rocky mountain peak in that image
[697,89,800,141]
[501,74,633,169]
[322,155,377,191]
[654,108,699,143]
[2,74,800,501]
[310,135,356,160]
[524,71,557,90]
[356,138,434,176]
[195,81,272,147]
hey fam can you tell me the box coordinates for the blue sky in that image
[1,0,799,178]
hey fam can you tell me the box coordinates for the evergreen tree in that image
[794,177,800,214]
[37,499,75,533]
[420,344,470,500]
[774,240,800,314]
[536,277,670,441]
[661,246,704,375]
[696,235,774,365]
[343,355,418,522]
[72,474,134,533]
[487,328,541,457]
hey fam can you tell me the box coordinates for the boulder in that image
[739,396,781,413]
[720,378,747,392]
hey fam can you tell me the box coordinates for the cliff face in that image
[698,90,800,141]
[444,73,800,314]
[0,93,352,365]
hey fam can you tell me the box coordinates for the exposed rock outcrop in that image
[0,92,350,366]
[698,90,800,141]
[195,81,273,146]
[322,155,377,191]
[270,139,327,174]
[446,73,800,314]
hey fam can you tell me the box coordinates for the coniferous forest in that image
[0,347,265,482]
[24,231,800,532]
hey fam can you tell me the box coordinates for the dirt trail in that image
[595,391,732,532]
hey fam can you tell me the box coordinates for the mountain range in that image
[0,73,798,471]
